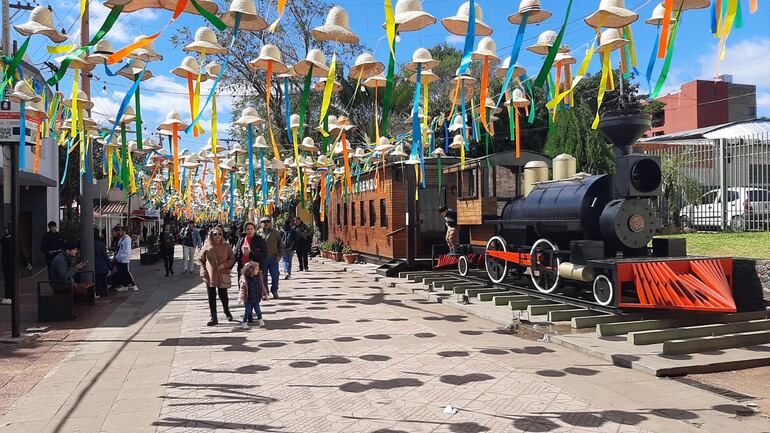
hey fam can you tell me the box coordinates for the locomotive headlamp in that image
[630,158,662,194]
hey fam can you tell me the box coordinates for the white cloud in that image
[69,3,159,44]
[445,35,465,46]
[697,37,770,86]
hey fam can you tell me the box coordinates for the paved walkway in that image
[2,258,770,433]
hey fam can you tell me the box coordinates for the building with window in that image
[646,77,757,137]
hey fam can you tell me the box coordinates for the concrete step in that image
[422,276,458,285]
[597,311,769,337]
[431,280,464,290]
[478,291,518,302]
[452,284,486,294]
[437,280,480,291]
[629,319,770,345]
[571,314,641,329]
[663,330,770,355]
[465,288,507,298]
[510,298,552,310]
[492,294,532,306]
[548,309,595,322]
[527,304,575,316]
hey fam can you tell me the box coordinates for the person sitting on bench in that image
[50,243,87,294]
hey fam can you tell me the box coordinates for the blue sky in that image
[18,0,770,153]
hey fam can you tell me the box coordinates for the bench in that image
[140,245,160,265]
[37,271,95,322]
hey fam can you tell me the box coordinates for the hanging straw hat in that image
[300,155,315,169]
[184,27,228,55]
[219,157,236,171]
[289,114,303,130]
[316,154,332,167]
[314,78,342,93]
[56,46,95,71]
[311,6,360,44]
[117,59,154,81]
[527,30,570,56]
[349,53,385,79]
[228,142,248,156]
[128,35,163,62]
[407,107,429,122]
[672,0,711,11]
[63,89,94,110]
[495,56,526,79]
[441,1,493,36]
[472,37,501,64]
[220,0,268,31]
[13,6,66,43]
[431,147,447,157]
[363,75,388,89]
[477,97,502,114]
[87,40,115,64]
[299,137,319,152]
[318,115,338,133]
[506,88,530,108]
[108,105,136,124]
[597,28,628,53]
[449,134,465,150]
[252,135,270,149]
[294,49,330,77]
[553,52,577,67]
[452,71,477,99]
[283,156,297,168]
[62,115,98,131]
[158,111,189,131]
[404,154,421,165]
[26,100,48,119]
[390,144,408,158]
[9,81,41,104]
[584,0,639,29]
[171,56,207,80]
[405,48,440,72]
[408,69,439,84]
[205,61,222,80]
[390,0,436,32]
[234,107,265,126]
[329,116,356,135]
[268,158,285,170]
[447,115,467,132]
[106,0,217,15]
[646,2,678,25]
[352,147,369,159]
[375,136,395,153]
[247,44,289,74]
[142,138,162,150]
[276,68,297,80]
[508,0,552,25]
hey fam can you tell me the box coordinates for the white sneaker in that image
[94,295,101,300]
[240,322,249,330]
[130,285,139,292]
[256,319,265,327]
[115,286,129,292]
[1,298,11,305]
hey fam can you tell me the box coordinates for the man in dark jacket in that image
[50,243,87,293]
[93,228,111,298]
[41,221,65,279]
[293,217,312,272]
[280,219,297,279]
[159,224,177,276]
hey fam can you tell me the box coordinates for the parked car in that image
[679,187,770,231]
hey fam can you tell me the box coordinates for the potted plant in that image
[342,245,358,264]
[319,241,332,259]
[331,238,344,262]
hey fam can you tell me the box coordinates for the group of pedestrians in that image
[280,216,312,279]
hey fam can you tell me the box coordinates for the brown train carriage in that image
[326,157,459,264]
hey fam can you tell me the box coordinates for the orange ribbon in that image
[479,57,491,134]
[107,0,189,64]
[341,132,353,193]
[658,0,673,59]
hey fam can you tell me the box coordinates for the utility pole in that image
[2,0,11,242]
[79,3,95,285]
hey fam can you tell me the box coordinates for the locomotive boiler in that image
[472,112,735,312]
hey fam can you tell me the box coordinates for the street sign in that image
[0,91,40,144]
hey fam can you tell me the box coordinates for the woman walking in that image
[233,222,267,279]
[198,227,236,326]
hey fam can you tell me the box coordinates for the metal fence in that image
[636,132,770,232]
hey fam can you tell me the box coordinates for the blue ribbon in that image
[710,1,717,33]
[646,25,660,94]
[60,137,73,184]
[229,171,235,221]
[247,125,255,190]
[411,64,422,159]
[274,170,279,210]
[444,117,450,152]
[105,67,146,150]
[19,101,26,169]
[457,0,476,75]
[495,12,528,111]
[185,13,241,134]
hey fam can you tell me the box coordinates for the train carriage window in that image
[360,201,365,226]
[369,200,376,227]
[343,203,348,225]
[336,203,341,225]
[459,168,478,199]
[380,199,387,227]
[351,201,356,226]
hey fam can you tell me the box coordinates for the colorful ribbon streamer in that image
[457,0,476,75]
[494,12,528,111]
[269,0,288,32]
[534,0,574,88]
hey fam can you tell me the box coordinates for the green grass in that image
[658,232,770,259]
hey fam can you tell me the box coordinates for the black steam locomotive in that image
[478,113,735,312]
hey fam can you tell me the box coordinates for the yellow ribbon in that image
[318,53,337,137]
[592,52,611,130]
[385,0,396,59]
[47,45,74,54]
[422,80,429,148]
[269,0,288,32]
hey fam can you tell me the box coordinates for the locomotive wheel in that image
[485,236,508,284]
[529,239,561,293]
[593,275,614,306]
[458,255,469,276]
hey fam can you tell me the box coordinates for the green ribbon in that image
[534,0,574,88]
[47,5,123,85]
[189,0,227,30]
[0,37,30,96]
[381,26,397,136]
[651,10,683,99]
[298,65,313,138]
[135,86,142,149]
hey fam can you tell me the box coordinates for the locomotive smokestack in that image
[597,111,652,158]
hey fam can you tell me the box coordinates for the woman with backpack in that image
[159,224,177,276]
